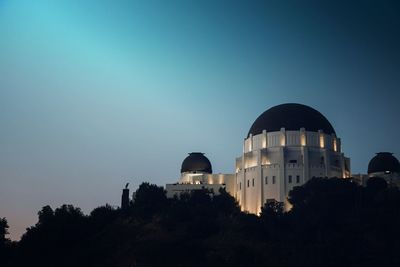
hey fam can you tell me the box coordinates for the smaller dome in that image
[368,152,400,174]
[181,152,212,174]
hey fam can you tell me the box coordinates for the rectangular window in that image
[272,176,276,184]
[239,182,241,190]
[252,178,255,187]
[296,175,300,183]
[247,180,250,187]
[265,176,268,184]
[288,175,292,183]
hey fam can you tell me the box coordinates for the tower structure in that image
[121,183,130,211]
[235,104,350,213]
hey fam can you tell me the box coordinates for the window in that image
[239,182,241,190]
[265,176,268,184]
[252,178,255,187]
[296,175,300,183]
[247,180,250,188]
[289,160,297,163]
[288,175,292,183]
[272,176,276,184]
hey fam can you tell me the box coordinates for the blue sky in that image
[1,0,400,239]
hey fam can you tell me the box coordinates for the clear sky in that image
[1,0,400,239]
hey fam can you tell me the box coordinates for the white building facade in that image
[236,128,350,213]
[166,104,351,214]
[166,152,235,198]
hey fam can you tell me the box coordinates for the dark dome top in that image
[368,152,400,174]
[181,152,212,174]
[248,103,336,137]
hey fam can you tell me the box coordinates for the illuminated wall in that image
[169,172,236,197]
[236,128,350,213]
[166,128,349,215]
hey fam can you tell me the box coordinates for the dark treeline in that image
[2,177,400,267]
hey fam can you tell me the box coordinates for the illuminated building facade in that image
[166,103,351,214]
[165,152,235,198]
[235,104,350,213]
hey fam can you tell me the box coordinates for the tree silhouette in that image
[0,217,14,267]
[213,188,241,216]
[89,204,119,230]
[37,205,54,225]
[5,178,400,267]
[132,182,168,219]
[0,217,9,243]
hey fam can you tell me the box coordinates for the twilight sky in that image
[1,0,400,239]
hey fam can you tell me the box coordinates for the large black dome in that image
[247,103,336,137]
[368,152,400,174]
[181,152,212,174]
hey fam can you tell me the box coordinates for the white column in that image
[302,146,309,183]
[257,149,263,214]
[278,146,286,203]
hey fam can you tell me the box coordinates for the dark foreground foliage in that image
[2,178,400,267]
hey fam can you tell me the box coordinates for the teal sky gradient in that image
[1,0,400,239]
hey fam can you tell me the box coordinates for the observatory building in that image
[236,104,350,213]
[352,152,400,187]
[368,152,400,186]
[166,103,351,214]
[165,152,235,198]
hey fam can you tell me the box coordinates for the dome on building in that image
[247,103,336,137]
[181,152,212,174]
[368,152,400,174]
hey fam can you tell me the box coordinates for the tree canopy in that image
[3,177,400,267]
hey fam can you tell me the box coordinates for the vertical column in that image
[332,134,337,152]
[323,146,330,177]
[337,138,342,153]
[241,141,246,211]
[341,156,345,178]
[257,149,263,214]
[300,128,306,146]
[319,130,329,177]
[280,128,286,146]
[346,157,351,178]
[121,186,130,211]
[249,134,253,152]
[278,146,286,203]
[302,146,309,183]
[340,153,346,178]
[262,129,267,148]
[278,128,286,203]
[319,130,325,149]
